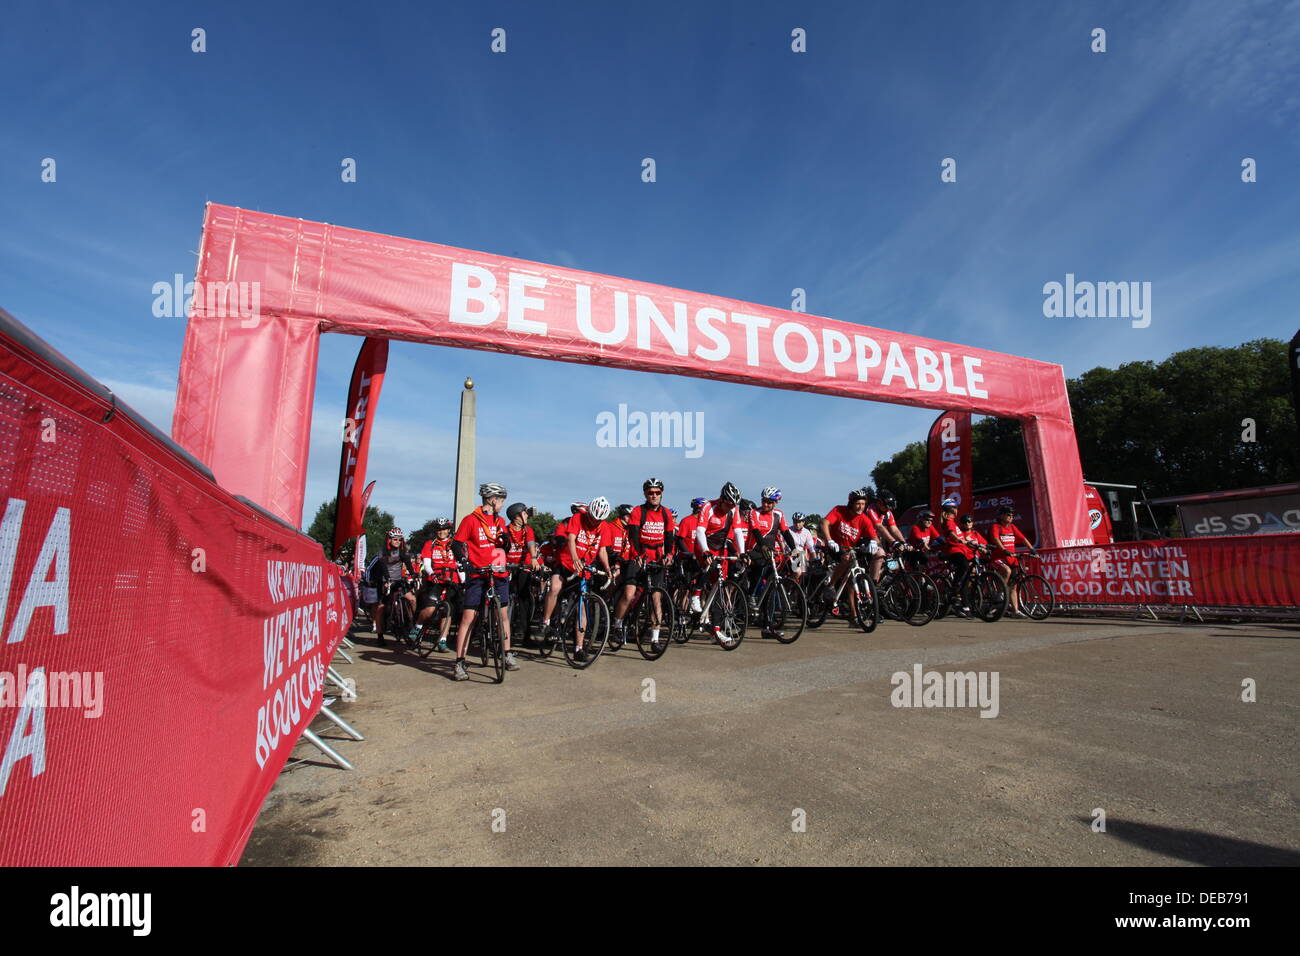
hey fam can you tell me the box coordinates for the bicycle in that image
[805,544,879,634]
[670,554,747,650]
[379,577,416,644]
[537,564,611,669]
[931,552,1008,623]
[462,564,512,683]
[747,545,807,644]
[1005,556,1054,620]
[411,577,459,658]
[619,560,676,661]
[877,549,939,627]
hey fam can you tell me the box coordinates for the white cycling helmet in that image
[587,496,611,521]
[479,481,507,499]
[761,486,781,501]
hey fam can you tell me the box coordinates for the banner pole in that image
[319,705,365,741]
[301,728,354,770]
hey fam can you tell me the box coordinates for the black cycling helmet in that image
[436,516,453,530]
[792,511,806,522]
[616,503,634,519]
[959,513,975,524]
[917,509,935,520]
[740,498,756,513]
[996,506,1015,517]
[720,482,741,504]
[643,477,665,492]
[877,489,897,511]
[848,487,869,503]
[506,502,529,522]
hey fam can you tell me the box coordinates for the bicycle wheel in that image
[633,586,674,660]
[510,586,534,644]
[670,586,693,643]
[768,579,807,644]
[486,596,505,683]
[968,572,1008,623]
[561,594,605,669]
[878,575,908,622]
[851,572,880,634]
[389,592,414,644]
[711,579,747,650]
[905,572,939,627]
[1016,573,1055,621]
[415,601,448,658]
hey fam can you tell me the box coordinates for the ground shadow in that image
[1076,817,1300,866]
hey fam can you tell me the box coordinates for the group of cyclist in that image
[355,477,1040,681]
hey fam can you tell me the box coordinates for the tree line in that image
[870,338,1297,511]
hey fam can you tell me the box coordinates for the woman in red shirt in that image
[938,499,975,612]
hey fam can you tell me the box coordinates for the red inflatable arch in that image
[172,204,1093,547]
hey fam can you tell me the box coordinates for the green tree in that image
[871,338,1298,507]
[870,441,927,512]
[529,510,557,539]
[304,497,397,559]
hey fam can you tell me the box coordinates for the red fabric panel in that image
[0,328,350,865]
[173,204,1092,544]
[927,410,972,513]
[1031,536,1300,607]
[333,338,388,554]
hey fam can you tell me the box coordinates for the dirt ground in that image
[241,613,1299,866]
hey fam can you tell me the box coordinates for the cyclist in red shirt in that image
[688,484,748,640]
[745,487,796,610]
[450,482,518,680]
[540,496,614,662]
[907,509,941,569]
[613,478,677,645]
[414,518,461,652]
[820,488,879,613]
[989,506,1038,617]
[938,497,976,613]
[866,489,911,582]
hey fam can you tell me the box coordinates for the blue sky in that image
[2,0,1297,530]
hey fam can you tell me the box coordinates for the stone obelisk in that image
[453,377,476,523]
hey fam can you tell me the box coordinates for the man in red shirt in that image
[691,482,748,619]
[938,498,976,613]
[866,489,910,582]
[989,506,1038,617]
[907,510,941,570]
[415,518,461,652]
[541,496,614,662]
[745,487,795,609]
[820,488,879,614]
[451,482,517,680]
[613,478,677,646]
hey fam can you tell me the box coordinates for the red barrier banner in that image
[0,314,350,865]
[1031,535,1300,607]
[333,338,388,556]
[927,410,972,513]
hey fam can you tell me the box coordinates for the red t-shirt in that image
[677,513,703,558]
[454,507,509,575]
[748,507,789,548]
[909,524,941,548]
[825,505,878,548]
[627,504,675,556]
[991,523,1028,560]
[538,540,557,566]
[504,523,536,565]
[555,513,607,572]
[697,500,744,554]
[420,538,460,582]
[940,515,974,559]
[602,521,631,562]
[966,529,989,549]
[868,504,898,532]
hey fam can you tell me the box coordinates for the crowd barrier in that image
[1025,535,1300,608]
[0,309,351,865]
